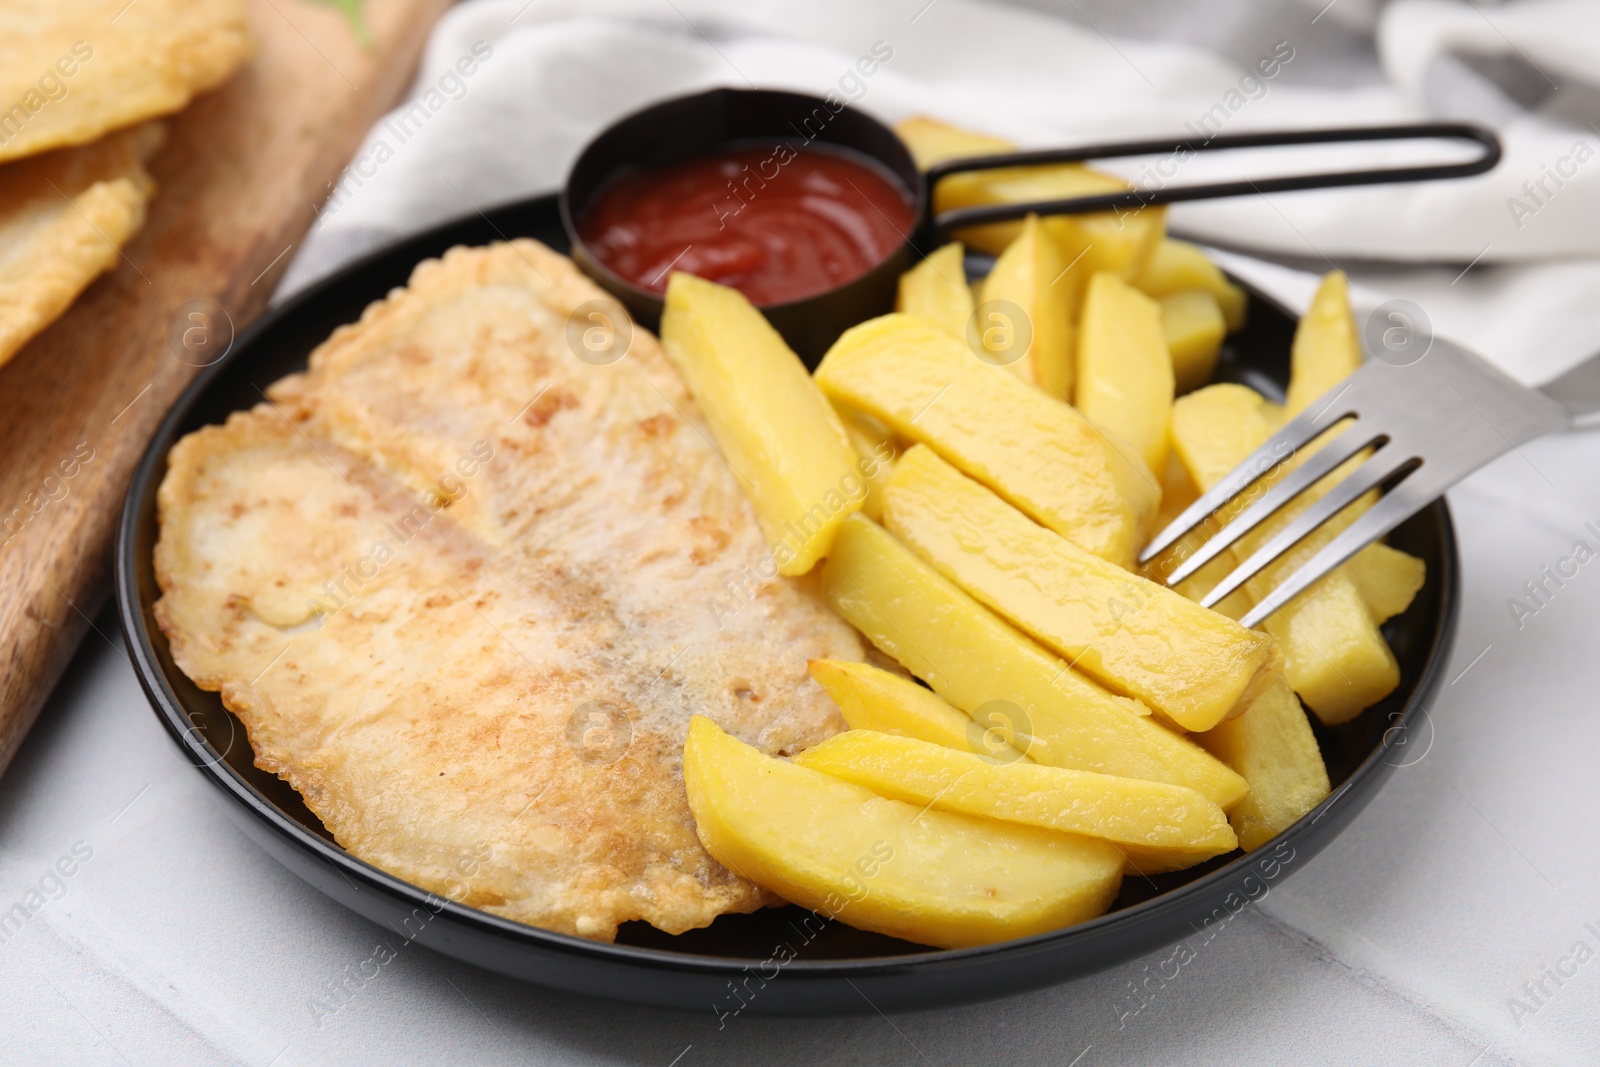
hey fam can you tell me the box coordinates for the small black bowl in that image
[116,193,1458,1015]
[562,87,922,365]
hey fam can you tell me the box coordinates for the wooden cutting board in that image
[0,0,455,777]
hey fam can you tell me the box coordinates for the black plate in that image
[116,193,1458,1015]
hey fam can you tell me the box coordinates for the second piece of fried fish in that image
[0,124,160,367]
[155,241,860,940]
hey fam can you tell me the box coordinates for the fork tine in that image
[1139,397,1358,565]
[1199,445,1419,610]
[1163,422,1380,588]
[1238,475,1433,628]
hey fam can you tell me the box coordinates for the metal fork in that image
[1139,339,1600,627]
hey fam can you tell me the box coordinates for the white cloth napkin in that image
[4,3,1600,1065]
[281,0,1600,383]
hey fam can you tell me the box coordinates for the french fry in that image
[978,215,1074,395]
[934,163,1166,286]
[1285,271,1360,417]
[883,446,1279,732]
[1160,290,1227,393]
[1169,385,1399,723]
[1197,676,1330,851]
[1346,542,1427,623]
[684,716,1124,949]
[661,273,861,574]
[837,410,898,522]
[820,514,1249,807]
[807,657,1029,762]
[894,115,1014,169]
[1135,237,1247,331]
[896,241,973,340]
[796,730,1238,872]
[815,314,1159,568]
[894,117,1165,297]
[1076,272,1175,472]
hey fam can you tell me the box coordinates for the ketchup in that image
[577,143,915,306]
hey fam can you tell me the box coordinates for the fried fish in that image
[0,0,250,165]
[155,241,860,940]
[0,123,159,367]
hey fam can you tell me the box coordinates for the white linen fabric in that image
[3,2,1599,1064]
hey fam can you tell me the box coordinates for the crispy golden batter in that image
[0,123,159,367]
[155,242,860,940]
[0,0,250,165]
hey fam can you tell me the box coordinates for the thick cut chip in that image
[894,116,1015,170]
[0,0,251,164]
[1075,272,1174,472]
[0,124,158,367]
[1285,271,1360,417]
[794,730,1238,872]
[1135,238,1247,332]
[1197,677,1330,851]
[821,514,1249,808]
[807,657,1028,762]
[1346,542,1426,623]
[838,410,898,522]
[883,446,1279,732]
[896,241,973,340]
[933,161,1165,280]
[685,716,1124,949]
[816,313,1159,568]
[1160,290,1226,394]
[660,272,862,575]
[893,118,1164,288]
[1169,384,1399,723]
[978,215,1073,395]
[156,241,863,941]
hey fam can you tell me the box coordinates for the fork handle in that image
[1539,352,1600,430]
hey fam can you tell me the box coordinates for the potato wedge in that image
[894,116,1015,169]
[815,314,1159,568]
[838,410,898,522]
[1135,238,1247,331]
[1347,542,1427,623]
[1170,385,1399,723]
[661,273,862,574]
[821,515,1249,807]
[898,113,1166,289]
[807,658,1029,762]
[1285,271,1361,417]
[979,215,1074,395]
[1160,290,1227,393]
[1262,584,1397,724]
[795,730,1238,872]
[1075,273,1175,472]
[1153,448,1200,531]
[883,446,1278,732]
[933,164,1166,288]
[1197,677,1330,851]
[1277,277,1429,626]
[896,241,973,340]
[683,716,1124,949]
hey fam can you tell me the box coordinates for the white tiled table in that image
[6,0,1600,1060]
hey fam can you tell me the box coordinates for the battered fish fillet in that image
[0,0,250,165]
[155,241,861,941]
[0,123,159,367]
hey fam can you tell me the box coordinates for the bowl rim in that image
[558,85,927,318]
[114,191,1460,983]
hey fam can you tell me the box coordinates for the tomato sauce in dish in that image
[577,143,915,306]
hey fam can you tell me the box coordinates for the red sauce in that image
[577,143,915,306]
